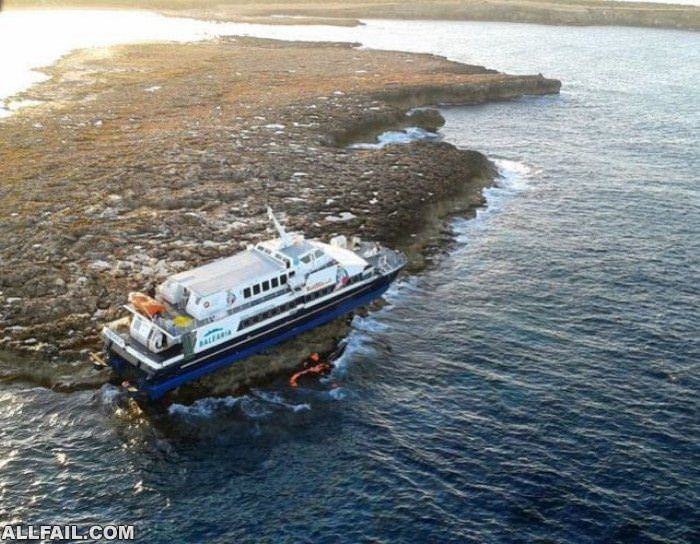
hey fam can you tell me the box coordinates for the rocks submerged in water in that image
[0,36,560,394]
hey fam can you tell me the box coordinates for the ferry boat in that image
[100,209,406,400]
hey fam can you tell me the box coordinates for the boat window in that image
[314,249,324,259]
[301,254,312,264]
[253,284,260,295]
[271,277,278,288]
[280,275,287,284]
[244,287,251,299]
[289,271,295,277]
[262,280,270,291]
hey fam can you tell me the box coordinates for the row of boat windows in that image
[239,299,297,330]
[239,274,365,331]
[304,284,334,301]
[242,273,292,299]
[239,286,332,330]
[301,249,325,264]
[258,246,292,268]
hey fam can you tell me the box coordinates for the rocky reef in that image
[254,0,700,32]
[8,0,700,32]
[0,37,560,396]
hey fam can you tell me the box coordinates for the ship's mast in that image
[267,207,292,247]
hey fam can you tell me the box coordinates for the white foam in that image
[349,127,440,149]
[95,383,122,407]
[328,387,347,401]
[251,389,311,412]
[493,158,534,191]
[453,158,534,243]
[166,388,314,420]
[240,396,273,419]
[168,395,242,418]
[331,316,381,377]
[329,276,415,377]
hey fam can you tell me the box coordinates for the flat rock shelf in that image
[0,36,560,396]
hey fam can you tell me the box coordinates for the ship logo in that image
[336,267,349,288]
[198,327,232,347]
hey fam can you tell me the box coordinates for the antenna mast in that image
[267,207,292,247]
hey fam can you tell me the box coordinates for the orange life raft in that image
[289,353,331,387]
[128,292,166,318]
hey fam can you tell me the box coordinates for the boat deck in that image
[169,249,283,297]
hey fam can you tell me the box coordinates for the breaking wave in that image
[250,389,311,413]
[168,395,243,419]
[348,127,440,149]
[167,389,312,421]
[453,158,535,242]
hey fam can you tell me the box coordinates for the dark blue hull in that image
[107,271,398,400]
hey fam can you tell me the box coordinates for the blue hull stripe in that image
[110,277,392,400]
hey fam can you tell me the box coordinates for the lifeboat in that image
[128,292,166,318]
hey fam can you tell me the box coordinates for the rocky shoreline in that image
[7,0,700,32]
[0,36,560,397]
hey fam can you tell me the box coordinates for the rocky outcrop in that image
[244,0,700,32]
[0,37,559,396]
[7,0,699,32]
[325,108,446,148]
[374,74,562,108]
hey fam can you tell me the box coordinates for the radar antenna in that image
[267,207,292,247]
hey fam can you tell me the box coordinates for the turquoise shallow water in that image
[1,20,699,543]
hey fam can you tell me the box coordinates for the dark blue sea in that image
[1,19,698,544]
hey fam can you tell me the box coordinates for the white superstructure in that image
[102,209,405,378]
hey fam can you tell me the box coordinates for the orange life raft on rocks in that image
[289,352,331,387]
[128,292,166,318]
